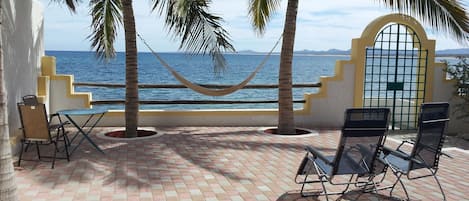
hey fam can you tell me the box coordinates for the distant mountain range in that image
[433,48,469,56]
[238,48,468,56]
[293,49,351,55]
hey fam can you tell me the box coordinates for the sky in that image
[39,0,469,52]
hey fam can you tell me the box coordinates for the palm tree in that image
[0,0,19,199]
[248,0,469,134]
[53,0,234,137]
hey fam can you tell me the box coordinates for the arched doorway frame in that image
[351,14,437,129]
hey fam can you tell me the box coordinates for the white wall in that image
[305,63,356,128]
[2,0,44,149]
[431,63,469,135]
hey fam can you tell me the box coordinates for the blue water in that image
[47,51,347,110]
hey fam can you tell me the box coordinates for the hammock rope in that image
[137,33,282,96]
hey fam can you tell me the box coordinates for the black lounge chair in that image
[17,102,70,168]
[380,102,450,200]
[295,108,390,200]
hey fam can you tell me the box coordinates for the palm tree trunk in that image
[0,0,19,199]
[277,0,298,134]
[122,0,138,137]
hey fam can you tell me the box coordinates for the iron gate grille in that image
[363,23,428,130]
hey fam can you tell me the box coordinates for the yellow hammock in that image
[138,33,282,96]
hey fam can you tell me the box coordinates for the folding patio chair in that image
[17,102,70,168]
[295,108,390,200]
[21,95,70,151]
[380,102,450,200]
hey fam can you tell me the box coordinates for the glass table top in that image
[57,108,108,116]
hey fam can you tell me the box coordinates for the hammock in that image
[137,33,282,96]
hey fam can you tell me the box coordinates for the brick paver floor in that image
[14,127,469,201]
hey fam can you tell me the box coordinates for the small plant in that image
[444,56,469,120]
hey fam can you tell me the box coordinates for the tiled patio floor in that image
[14,127,469,201]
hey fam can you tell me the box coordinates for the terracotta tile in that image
[14,127,469,201]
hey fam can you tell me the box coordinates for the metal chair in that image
[380,102,450,200]
[295,108,390,200]
[17,102,70,168]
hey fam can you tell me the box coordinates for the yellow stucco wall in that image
[40,56,91,109]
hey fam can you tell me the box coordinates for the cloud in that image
[40,0,468,52]
[309,10,350,17]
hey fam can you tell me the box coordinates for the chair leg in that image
[300,174,309,196]
[24,143,30,152]
[51,141,57,169]
[55,130,61,152]
[397,174,410,201]
[35,142,41,159]
[17,140,25,167]
[369,176,380,197]
[389,170,410,201]
[375,169,388,186]
[63,129,71,147]
[295,153,309,184]
[299,159,325,198]
[370,176,378,191]
[341,174,354,194]
[319,175,330,201]
[63,132,70,162]
[431,170,446,201]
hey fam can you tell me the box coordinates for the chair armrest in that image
[49,113,60,120]
[305,145,333,166]
[440,151,452,158]
[49,113,69,126]
[415,142,453,159]
[396,140,414,152]
[49,113,68,122]
[48,121,70,130]
[382,146,428,167]
[382,146,412,160]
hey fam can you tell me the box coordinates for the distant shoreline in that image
[45,49,469,57]
[434,54,469,57]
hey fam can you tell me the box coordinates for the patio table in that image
[57,108,107,155]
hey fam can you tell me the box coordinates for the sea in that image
[47,50,455,110]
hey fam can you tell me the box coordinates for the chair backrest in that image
[409,102,449,170]
[17,103,51,141]
[22,95,39,106]
[333,108,390,175]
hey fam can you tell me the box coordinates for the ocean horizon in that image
[46,47,469,56]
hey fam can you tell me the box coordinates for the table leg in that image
[65,114,105,154]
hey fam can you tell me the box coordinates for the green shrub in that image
[444,56,469,120]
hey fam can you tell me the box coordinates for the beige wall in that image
[2,0,44,149]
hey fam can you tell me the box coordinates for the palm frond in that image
[248,0,281,35]
[150,0,170,15]
[49,0,81,12]
[379,0,469,44]
[88,0,123,60]
[151,0,235,72]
